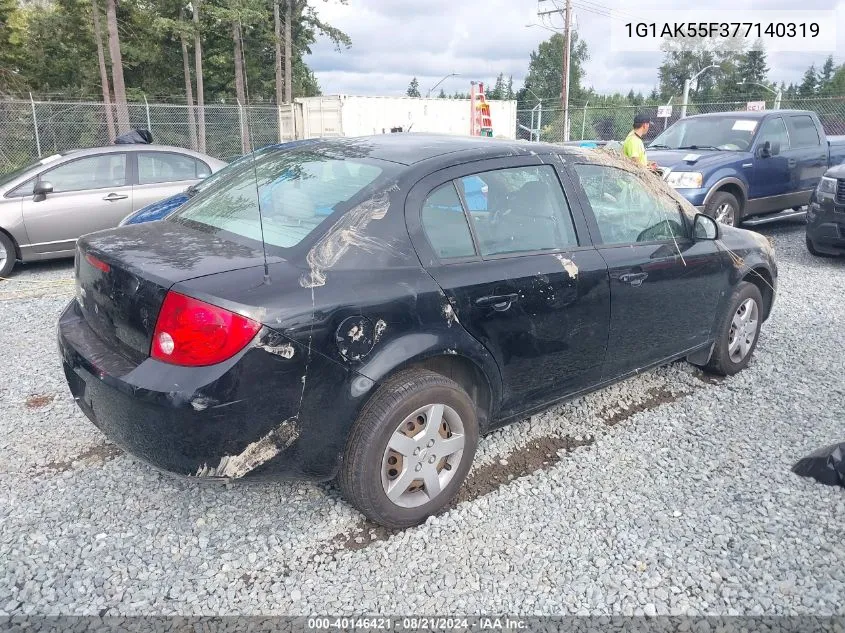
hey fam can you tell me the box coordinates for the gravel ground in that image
[0,220,843,616]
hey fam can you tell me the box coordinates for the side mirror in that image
[694,213,719,240]
[33,181,53,201]
[758,141,772,159]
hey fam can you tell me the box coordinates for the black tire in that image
[805,234,829,257]
[703,281,764,376]
[705,191,741,227]
[338,368,479,529]
[0,232,16,278]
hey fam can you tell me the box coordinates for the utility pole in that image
[538,0,572,141]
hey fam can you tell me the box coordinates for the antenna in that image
[238,19,271,285]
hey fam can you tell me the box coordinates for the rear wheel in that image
[704,281,763,376]
[0,232,16,278]
[338,368,478,529]
[706,191,741,227]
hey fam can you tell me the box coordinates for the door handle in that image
[619,272,649,287]
[475,293,519,311]
[787,159,797,168]
[103,193,128,201]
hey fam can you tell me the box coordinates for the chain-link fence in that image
[517,96,845,144]
[3,96,845,175]
[0,99,288,174]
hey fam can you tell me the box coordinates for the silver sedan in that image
[0,145,226,277]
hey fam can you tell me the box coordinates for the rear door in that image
[130,151,212,212]
[568,162,727,379]
[21,152,131,254]
[785,114,828,196]
[406,156,611,419]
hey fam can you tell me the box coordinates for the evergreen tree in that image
[798,64,818,97]
[406,76,420,97]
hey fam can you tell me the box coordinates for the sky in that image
[307,0,845,100]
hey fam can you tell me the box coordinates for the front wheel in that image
[705,191,741,227]
[338,369,479,529]
[703,281,764,376]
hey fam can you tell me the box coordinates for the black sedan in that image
[58,135,778,528]
[806,163,845,256]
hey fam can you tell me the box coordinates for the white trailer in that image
[282,95,517,141]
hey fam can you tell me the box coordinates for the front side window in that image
[138,152,210,184]
[456,165,578,257]
[756,117,790,152]
[573,164,686,245]
[42,154,127,193]
[172,150,395,250]
[421,183,476,259]
[786,115,820,148]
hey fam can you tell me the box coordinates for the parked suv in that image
[806,163,845,256]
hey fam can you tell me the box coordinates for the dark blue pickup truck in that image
[648,110,845,226]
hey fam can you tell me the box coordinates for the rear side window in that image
[787,116,821,148]
[457,165,578,257]
[756,117,790,152]
[138,152,211,184]
[172,150,395,249]
[421,183,476,259]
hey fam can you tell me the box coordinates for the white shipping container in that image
[291,95,517,140]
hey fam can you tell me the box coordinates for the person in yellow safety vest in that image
[622,113,659,172]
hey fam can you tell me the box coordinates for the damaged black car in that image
[58,134,778,528]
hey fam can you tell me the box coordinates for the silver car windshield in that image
[0,153,67,188]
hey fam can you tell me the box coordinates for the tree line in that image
[0,0,351,146]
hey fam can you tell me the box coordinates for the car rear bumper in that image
[807,199,845,255]
[58,300,354,481]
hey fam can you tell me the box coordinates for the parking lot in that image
[0,219,843,616]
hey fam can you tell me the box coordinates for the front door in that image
[406,157,611,418]
[569,162,727,379]
[22,152,131,254]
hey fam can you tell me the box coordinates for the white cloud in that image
[308,0,845,98]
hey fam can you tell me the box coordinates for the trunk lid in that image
[75,222,277,363]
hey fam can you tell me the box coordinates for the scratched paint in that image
[194,419,299,478]
[553,254,579,278]
[260,343,295,359]
[300,189,394,289]
[374,319,387,344]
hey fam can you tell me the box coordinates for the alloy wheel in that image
[714,202,735,226]
[728,298,759,363]
[381,403,466,508]
[0,242,6,276]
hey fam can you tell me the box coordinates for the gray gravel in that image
[0,220,843,616]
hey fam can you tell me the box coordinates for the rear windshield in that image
[171,149,398,249]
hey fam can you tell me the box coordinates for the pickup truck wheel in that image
[703,281,763,376]
[0,232,16,278]
[706,191,740,227]
[338,368,478,529]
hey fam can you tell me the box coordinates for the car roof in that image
[302,134,569,166]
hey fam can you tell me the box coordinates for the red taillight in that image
[151,291,261,367]
[85,253,110,273]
